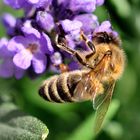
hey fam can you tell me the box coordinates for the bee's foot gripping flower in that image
[0,0,117,78]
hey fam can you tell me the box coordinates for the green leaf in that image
[0,102,49,140]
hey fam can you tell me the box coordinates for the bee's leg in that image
[80,31,96,53]
[56,35,92,68]
[55,34,76,55]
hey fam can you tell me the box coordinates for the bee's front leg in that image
[80,30,96,53]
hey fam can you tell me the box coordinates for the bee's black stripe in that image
[67,73,82,97]
[48,77,64,103]
[57,73,73,102]
[39,86,51,101]
[39,80,53,102]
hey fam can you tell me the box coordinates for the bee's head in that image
[92,32,121,47]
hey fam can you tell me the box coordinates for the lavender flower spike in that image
[7,28,54,74]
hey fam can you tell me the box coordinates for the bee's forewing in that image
[93,93,107,110]
[93,81,115,135]
[73,71,101,102]
[73,75,93,101]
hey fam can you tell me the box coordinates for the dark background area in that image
[0,0,140,140]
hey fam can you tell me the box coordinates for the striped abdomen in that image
[39,70,88,103]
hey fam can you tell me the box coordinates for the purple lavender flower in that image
[74,14,99,34]
[94,20,118,37]
[60,19,83,39]
[2,13,16,36]
[7,28,54,74]
[0,38,24,78]
[69,0,96,13]
[36,11,55,32]
[1,0,119,79]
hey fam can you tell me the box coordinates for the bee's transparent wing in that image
[93,81,115,135]
[73,72,96,101]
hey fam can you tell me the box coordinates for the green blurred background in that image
[0,0,140,140]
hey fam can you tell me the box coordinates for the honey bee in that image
[39,28,125,134]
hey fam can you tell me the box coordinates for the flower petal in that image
[0,38,13,57]
[94,20,119,37]
[0,58,14,78]
[60,19,82,39]
[69,0,96,12]
[51,52,62,65]
[96,0,104,6]
[74,14,99,34]
[8,36,27,52]
[37,0,52,8]
[4,0,25,9]
[65,35,75,49]
[36,11,54,32]
[94,20,111,33]
[13,50,32,69]
[26,0,39,4]
[40,33,54,54]
[32,53,47,73]
[21,21,40,38]
[2,13,16,36]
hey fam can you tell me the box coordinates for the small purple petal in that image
[2,13,16,28]
[112,31,119,37]
[36,11,54,32]
[40,33,54,54]
[0,59,14,78]
[13,50,33,69]
[60,19,82,39]
[69,61,80,71]
[96,0,104,6]
[94,20,111,33]
[94,20,119,37]
[26,0,40,4]
[74,14,99,34]
[0,38,13,57]
[51,52,62,65]
[22,26,41,39]
[0,38,8,48]
[65,35,75,49]
[8,36,27,52]
[58,0,68,5]
[4,0,25,9]
[60,19,82,33]
[2,13,16,36]
[32,53,47,73]
[36,0,52,8]
[69,0,96,12]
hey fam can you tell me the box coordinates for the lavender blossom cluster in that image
[0,0,116,79]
